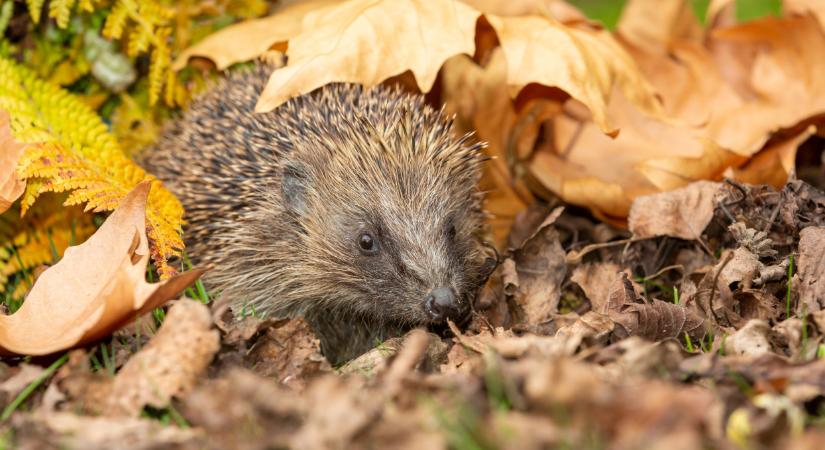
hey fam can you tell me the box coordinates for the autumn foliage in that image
[4,0,825,448]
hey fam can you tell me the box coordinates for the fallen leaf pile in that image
[6,0,825,449]
[4,175,825,448]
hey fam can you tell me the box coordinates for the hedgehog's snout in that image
[424,286,460,321]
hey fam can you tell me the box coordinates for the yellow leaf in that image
[0,183,203,356]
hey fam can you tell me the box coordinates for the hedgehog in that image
[143,65,493,364]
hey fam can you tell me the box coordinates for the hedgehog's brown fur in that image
[144,65,489,363]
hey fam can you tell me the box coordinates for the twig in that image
[707,252,735,325]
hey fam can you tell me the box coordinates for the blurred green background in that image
[567,0,783,28]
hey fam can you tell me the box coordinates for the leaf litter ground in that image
[3,177,825,449]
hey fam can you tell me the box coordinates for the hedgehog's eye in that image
[358,232,379,255]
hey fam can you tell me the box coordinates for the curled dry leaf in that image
[608,273,705,341]
[0,110,26,213]
[104,299,219,417]
[441,51,534,246]
[508,207,567,325]
[0,182,204,356]
[628,180,721,239]
[483,11,663,135]
[527,91,738,220]
[240,318,331,389]
[570,262,624,313]
[733,129,814,189]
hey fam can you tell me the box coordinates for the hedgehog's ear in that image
[282,162,309,216]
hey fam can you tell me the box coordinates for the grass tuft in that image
[1,354,68,420]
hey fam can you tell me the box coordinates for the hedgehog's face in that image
[281,120,492,326]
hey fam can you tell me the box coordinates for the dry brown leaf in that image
[628,181,721,239]
[608,273,705,341]
[773,318,805,359]
[173,0,333,70]
[527,8,825,219]
[0,110,27,213]
[527,91,738,220]
[797,226,825,314]
[598,337,684,379]
[718,247,761,289]
[734,129,814,188]
[786,0,825,29]
[461,0,586,21]
[0,364,44,406]
[242,318,331,389]
[183,368,305,449]
[13,411,204,450]
[0,182,204,356]
[104,299,219,417]
[488,312,612,359]
[181,0,665,138]
[255,0,480,113]
[509,207,567,325]
[724,319,772,357]
[617,0,703,53]
[707,15,825,154]
[484,12,663,135]
[570,262,624,313]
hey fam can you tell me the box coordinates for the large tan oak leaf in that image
[0,111,26,213]
[0,182,204,356]
[177,0,664,135]
[254,0,480,113]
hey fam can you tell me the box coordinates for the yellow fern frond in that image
[148,29,170,106]
[0,56,184,278]
[26,0,45,24]
[0,198,95,300]
[48,0,77,29]
[102,1,129,40]
[126,26,152,57]
[78,0,94,13]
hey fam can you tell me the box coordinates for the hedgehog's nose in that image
[425,287,459,321]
